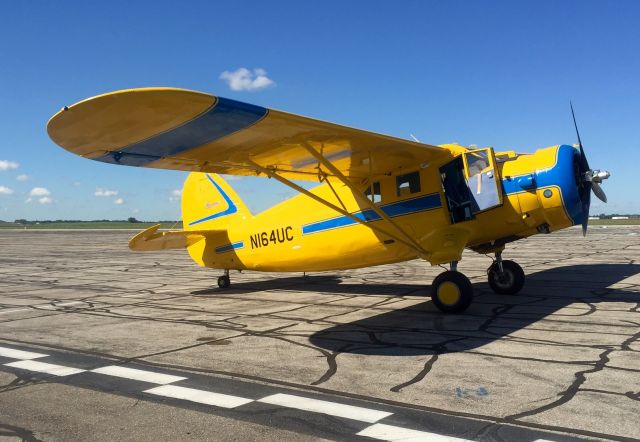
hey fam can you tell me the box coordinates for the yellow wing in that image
[48,88,451,181]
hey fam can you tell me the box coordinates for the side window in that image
[396,171,421,197]
[364,181,382,203]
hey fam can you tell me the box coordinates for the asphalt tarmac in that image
[0,226,638,441]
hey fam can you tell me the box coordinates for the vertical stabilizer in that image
[181,173,252,231]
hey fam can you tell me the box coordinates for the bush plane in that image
[47,88,610,313]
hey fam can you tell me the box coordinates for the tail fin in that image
[182,173,252,230]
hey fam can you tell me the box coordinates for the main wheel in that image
[430,271,473,313]
[217,275,231,289]
[487,260,525,295]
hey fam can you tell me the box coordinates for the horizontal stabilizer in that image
[128,224,224,252]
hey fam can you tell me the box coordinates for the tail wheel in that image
[487,260,525,295]
[430,271,473,313]
[217,275,231,289]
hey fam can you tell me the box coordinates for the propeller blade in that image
[570,101,590,171]
[592,181,607,203]
[582,219,588,236]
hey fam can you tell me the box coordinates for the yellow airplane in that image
[47,88,610,313]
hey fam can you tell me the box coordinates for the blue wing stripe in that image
[94,97,268,167]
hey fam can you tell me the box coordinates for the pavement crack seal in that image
[390,353,440,393]
[505,347,613,421]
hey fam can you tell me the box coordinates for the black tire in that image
[430,271,473,313]
[487,260,525,295]
[217,275,231,289]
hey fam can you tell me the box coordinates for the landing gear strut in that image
[487,252,525,295]
[217,269,231,289]
[430,261,473,314]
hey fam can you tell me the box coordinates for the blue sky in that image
[0,0,637,221]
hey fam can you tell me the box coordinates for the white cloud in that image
[114,198,124,205]
[169,189,182,202]
[30,187,50,197]
[95,188,118,197]
[0,186,14,195]
[220,68,275,91]
[132,208,140,214]
[38,196,52,204]
[73,181,81,187]
[0,160,19,171]
[25,198,32,203]
[16,174,28,181]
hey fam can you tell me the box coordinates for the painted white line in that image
[357,423,472,441]
[258,393,392,423]
[0,346,48,360]
[91,365,187,384]
[5,360,85,376]
[144,385,253,408]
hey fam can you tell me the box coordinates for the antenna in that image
[410,133,420,142]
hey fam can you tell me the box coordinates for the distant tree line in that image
[595,214,640,219]
[9,219,180,224]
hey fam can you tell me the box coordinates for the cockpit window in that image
[396,171,421,197]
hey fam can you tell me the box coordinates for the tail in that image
[182,173,252,230]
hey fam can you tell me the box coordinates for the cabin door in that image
[462,148,502,213]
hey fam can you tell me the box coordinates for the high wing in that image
[47,88,451,182]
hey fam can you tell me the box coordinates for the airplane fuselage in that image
[184,144,582,272]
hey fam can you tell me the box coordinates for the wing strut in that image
[300,142,430,256]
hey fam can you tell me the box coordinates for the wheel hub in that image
[438,281,461,306]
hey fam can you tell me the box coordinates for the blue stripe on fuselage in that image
[95,97,268,167]
[302,193,442,235]
[215,241,244,254]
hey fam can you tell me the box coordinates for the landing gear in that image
[487,253,525,295]
[217,269,231,289]
[430,262,473,313]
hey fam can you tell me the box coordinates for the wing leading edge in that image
[48,88,452,182]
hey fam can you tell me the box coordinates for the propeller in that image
[570,102,610,235]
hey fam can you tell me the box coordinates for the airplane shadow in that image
[190,264,639,356]
[306,263,640,356]
[192,275,426,297]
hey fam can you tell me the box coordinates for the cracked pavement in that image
[0,226,638,440]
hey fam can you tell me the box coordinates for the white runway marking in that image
[258,393,392,423]
[357,423,472,441]
[91,365,187,384]
[0,346,48,360]
[5,360,85,376]
[144,385,253,408]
